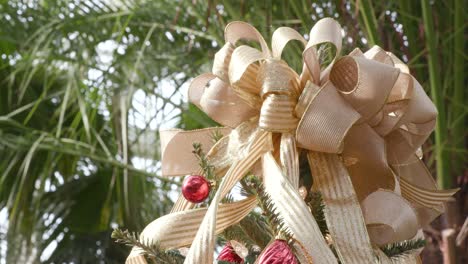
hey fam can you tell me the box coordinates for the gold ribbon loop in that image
[362,190,419,246]
[200,77,257,127]
[364,45,395,65]
[224,21,271,57]
[371,73,412,137]
[188,73,257,128]
[386,79,437,165]
[271,27,307,58]
[228,45,263,108]
[258,59,300,98]
[296,81,360,153]
[303,17,342,84]
[188,73,216,108]
[330,56,400,122]
[258,59,300,132]
[259,94,298,132]
[342,124,396,201]
[213,43,234,81]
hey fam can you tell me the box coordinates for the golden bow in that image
[127,18,458,264]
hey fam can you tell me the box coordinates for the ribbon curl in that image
[127,18,458,264]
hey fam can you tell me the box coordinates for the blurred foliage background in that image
[0,0,465,263]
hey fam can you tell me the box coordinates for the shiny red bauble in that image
[258,240,297,264]
[181,175,210,203]
[217,242,244,263]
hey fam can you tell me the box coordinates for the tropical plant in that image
[0,0,465,263]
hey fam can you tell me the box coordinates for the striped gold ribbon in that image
[127,197,257,263]
[308,151,377,263]
[263,152,338,264]
[400,177,457,209]
[280,133,300,189]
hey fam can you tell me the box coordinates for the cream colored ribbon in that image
[127,196,257,259]
[127,18,458,264]
[263,151,337,263]
[308,151,377,262]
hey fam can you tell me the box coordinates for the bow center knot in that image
[258,59,300,133]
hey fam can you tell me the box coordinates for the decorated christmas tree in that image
[113,18,458,264]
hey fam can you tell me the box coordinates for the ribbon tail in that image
[392,157,459,226]
[125,197,257,264]
[263,152,337,264]
[280,133,300,189]
[400,177,459,210]
[307,151,377,263]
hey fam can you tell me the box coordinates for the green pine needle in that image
[211,129,224,143]
[222,212,272,249]
[245,176,294,245]
[304,191,329,235]
[192,142,215,180]
[381,239,426,259]
[221,223,256,246]
[111,229,184,264]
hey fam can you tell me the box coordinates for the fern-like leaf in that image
[304,191,329,235]
[111,229,185,264]
[381,239,426,259]
[245,176,295,245]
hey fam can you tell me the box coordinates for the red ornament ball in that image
[258,240,297,264]
[217,242,244,264]
[182,175,210,203]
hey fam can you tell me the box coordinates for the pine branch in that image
[245,176,294,244]
[225,212,272,248]
[317,43,336,69]
[221,180,271,248]
[239,213,272,248]
[191,129,222,181]
[111,229,185,264]
[221,223,256,246]
[211,129,224,143]
[304,191,329,236]
[381,239,426,259]
[192,142,215,180]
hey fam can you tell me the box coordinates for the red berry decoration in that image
[258,240,297,264]
[217,242,244,264]
[182,175,210,203]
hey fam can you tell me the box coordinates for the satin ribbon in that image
[127,18,458,264]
